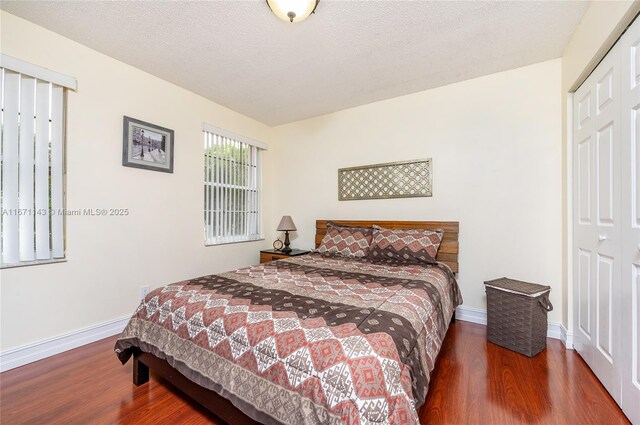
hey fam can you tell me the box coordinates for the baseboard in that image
[455,305,488,325]
[0,315,130,372]
[560,324,574,349]
[455,306,574,350]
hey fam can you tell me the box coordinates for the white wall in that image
[268,59,564,324]
[0,12,275,351]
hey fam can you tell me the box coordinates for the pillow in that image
[315,223,374,258]
[326,222,373,234]
[368,225,444,264]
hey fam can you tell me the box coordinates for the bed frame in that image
[133,219,460,424]
[133,351,260,424]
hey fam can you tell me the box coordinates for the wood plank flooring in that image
[0,321,629,424]
[421,322,628,424]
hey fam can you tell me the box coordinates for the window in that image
[0,55,76,268]
[203,124,266,245]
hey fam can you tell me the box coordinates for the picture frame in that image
[122,116,174,173]
[338,158,432,200]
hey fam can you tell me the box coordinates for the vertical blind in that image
[203,125,265,245]
[0,56,73,267]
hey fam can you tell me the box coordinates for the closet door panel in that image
[592,47,622,402]
[578,248,592,341]
[619,18,640,425]
[578,135,592,224]
[574,40,622,404]
[596,124,615,225]
[574,84,596,363]
[597,254,614,360]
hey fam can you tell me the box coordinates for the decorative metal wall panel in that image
[338,158,432,201]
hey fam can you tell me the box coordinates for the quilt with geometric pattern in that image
[115,253,462,425]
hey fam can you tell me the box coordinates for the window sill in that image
[1,258,67,270]
[205,238,264,247]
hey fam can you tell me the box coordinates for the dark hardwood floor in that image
[420,322,628,424]
[0,321,629,424]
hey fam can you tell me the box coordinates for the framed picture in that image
[338,158,432,200]
[122,116,174,173]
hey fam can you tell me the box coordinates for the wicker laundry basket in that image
[484,277,553,357]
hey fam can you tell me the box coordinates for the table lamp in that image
[276,215,296,254]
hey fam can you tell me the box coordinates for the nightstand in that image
[259,249,311,263]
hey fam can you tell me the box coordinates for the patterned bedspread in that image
[115,253,462,425]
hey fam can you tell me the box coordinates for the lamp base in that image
[281,230,292,254]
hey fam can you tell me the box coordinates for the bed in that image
[115,220,461,425]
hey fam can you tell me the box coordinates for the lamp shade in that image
[267,0,318,23]
[277,215,297,231]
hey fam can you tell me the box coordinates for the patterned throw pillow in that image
[368,225,444,264]
[316,223,374,258]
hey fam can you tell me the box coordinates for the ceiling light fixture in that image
[266,0,319,23]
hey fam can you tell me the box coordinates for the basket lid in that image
[484,277,550,298]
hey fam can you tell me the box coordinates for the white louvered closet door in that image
[620,18,640,425]
[573,38,623,404]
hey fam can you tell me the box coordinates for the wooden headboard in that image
[315,220,459,273]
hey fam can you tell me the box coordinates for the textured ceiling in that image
[1,1,589,126]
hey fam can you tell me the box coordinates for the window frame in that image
[203,123,266,246]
